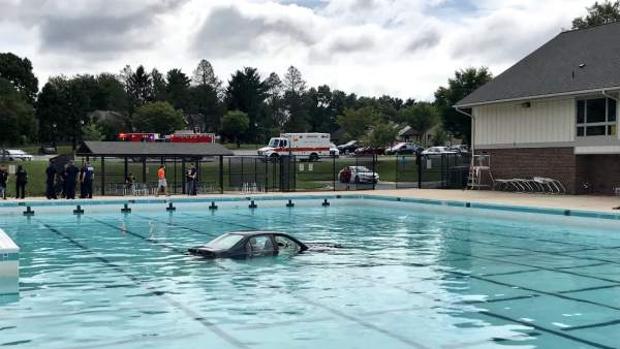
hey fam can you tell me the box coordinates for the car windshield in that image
[204,234,244,250]
[268,138,280,147]
[353,166,371,172]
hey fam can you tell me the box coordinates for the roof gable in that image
[457,22,620,107]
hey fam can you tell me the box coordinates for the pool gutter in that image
[0,228,19,295]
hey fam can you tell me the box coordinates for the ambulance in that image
[257,133,332,160]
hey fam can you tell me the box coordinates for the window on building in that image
[576,98,617,137]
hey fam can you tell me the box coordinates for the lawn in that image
[0,156,433,197]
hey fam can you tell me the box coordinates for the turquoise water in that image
[1,200,620,349]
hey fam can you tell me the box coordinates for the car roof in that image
[225,231,286,237]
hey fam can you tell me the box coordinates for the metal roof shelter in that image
[457,22,620,107]
[76,141,233,196]
[77,141,233,157]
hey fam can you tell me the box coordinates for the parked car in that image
[421,146,459,156]
[337,140,359,155]
[385,142,423,155]
[1,149,33,161]
[354,146,386,156]
[338,166,380,184]
[38,144,58,154]
[329,143,340,157]
[448,144,470,153]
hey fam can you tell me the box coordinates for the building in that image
[456,22,620,194]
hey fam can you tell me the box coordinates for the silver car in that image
[1,149,33,161]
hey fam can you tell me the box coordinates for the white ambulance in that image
[257,133,332,160]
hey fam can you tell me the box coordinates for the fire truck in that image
[118,131,216,143]
[118,133,160,142]
[167,131,216,143]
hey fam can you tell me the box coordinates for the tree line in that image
[1,54,495,149]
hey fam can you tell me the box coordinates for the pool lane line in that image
[479,269,541,277]
[296,294,431,349]
[329,211,620,252]
[333,211,620,284]
[87,217,186,254]
[132,212,261,232]
[35,220,249,349]
[557,284,620,294]
[279,210,620,284]
[479,311,615,349]
[562,318,620,332]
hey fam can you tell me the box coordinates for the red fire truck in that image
[118,133,159,142]
[167,131,216,144]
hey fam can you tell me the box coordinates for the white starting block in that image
[0,228,19,295]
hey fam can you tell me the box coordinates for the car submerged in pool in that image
[188,231,311,259]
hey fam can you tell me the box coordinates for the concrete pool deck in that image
[2,189,619,213]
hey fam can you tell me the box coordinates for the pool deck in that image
[2,189,619,213]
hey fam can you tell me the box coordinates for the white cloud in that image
[0,0,595,100]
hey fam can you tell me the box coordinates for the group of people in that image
[0,165,29,200]
[154,163,199,196]
[45,160,95,200]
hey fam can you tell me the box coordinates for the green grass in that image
[17,145,74,156]
[0,156,437,197]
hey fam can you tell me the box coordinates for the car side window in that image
[275,235,301,253]
[246,236,275,255]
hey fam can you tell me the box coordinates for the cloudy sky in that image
[0,0,595,100]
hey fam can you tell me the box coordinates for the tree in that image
[264,72,286,130]
[81,123,104,141]
[0,78,37,145]
[282,66,310,131]
[364,123,398,148]
[336,107,379,140]
[0,52,38,104]
[434,67,492,144]
[573,1,620,29]
[188,84,222,132]
[122,65,153,114]
[283,66,306,94]
[226,67,268,142]
[92,73,129,112]
[132,101,185,135]
[306,85,335,132]
[166,68,191,111]
[220,110,250,147]
[151,69,167,102]
[193,59,222,91]
[399,102,439,144]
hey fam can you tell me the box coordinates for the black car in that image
[188,231,309,259]
[39,145,58,155]
[337,140,359,155]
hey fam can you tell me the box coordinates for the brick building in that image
[455,23,620,194]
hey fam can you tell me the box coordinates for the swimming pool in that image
[1,197,620,348]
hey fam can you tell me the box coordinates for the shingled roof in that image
[456,22,620,107]
[77,141,234,157]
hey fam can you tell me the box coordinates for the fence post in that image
[395,155,399,189]
[417,153,422,189]
[101,156,105,196]
[333,155,336,191]
[181,159,186,194]
[372,154,376,190]
[219,155,224,194]
[264,157,269,193]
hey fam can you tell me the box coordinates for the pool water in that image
[1,199,620,349]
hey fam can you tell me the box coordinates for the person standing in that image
[156,164,168,197]
[0,166,8,200]
[80,161,94,199]
[15,165,27,199]
[64,161,80,199]
[125,173,136,196]
[45,160,57,199]
[186,164,198,196]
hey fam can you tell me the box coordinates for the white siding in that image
[473,98,575,147]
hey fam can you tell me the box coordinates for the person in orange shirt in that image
[156,164,169,196]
